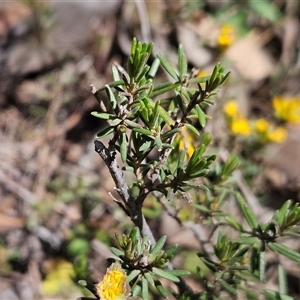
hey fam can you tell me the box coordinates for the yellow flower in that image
[230,118,251,135]
[218,24,236,47]
[255,118,269,133]
[224,100,240,118]
[177,126,196,158]
[267,127,287,143]
[272,96,300,123]
[96,262,129,300]
[196,69,210,78]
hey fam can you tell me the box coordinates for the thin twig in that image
[94,140,156,244]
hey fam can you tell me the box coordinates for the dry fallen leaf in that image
[225,31,275,81]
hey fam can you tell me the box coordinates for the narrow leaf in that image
[148,57,160,79]
[152,268,179,282]
[164,244,178,257]
[120,132,127,163]
[139,140,153,152]
[91,112,115,120]
[158,106,174,126]
[167,269,190,277]
[105,84,117,110]
[132,128,153,136]
[236,194,261,231]
[259,250,265,282]
[154,279,168,298]
[127,270,141,283]
[232,236,259,244]
[184,123,200,136]
[110,247,124,257]
[158,55,179,80]
[268,242,300,263]
[188,76,211,84]
[178,44,187,81]
[195,104,206,127]
[144,272,155,287]
[151,236,167,255]
[112,64,121,81]
[151,82,181,98]
[225,216,244,232]
[96,126,115,138]
[141,276,149,300]
[219,279,238,296]
[278,265,287,295]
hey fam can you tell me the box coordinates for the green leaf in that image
[232,236,259,244]
[151,236,167,255]
[112,64,121,82]
[132,128,153,136]
[141,276,149,300]
[188,76,211,84]
[120,132,127,163]
[135,51,152,81]
[129,227,141,242]
[91,112,115,120]
[222,155,240,177]
[110,247,124,257]
[200,132,212,147]
[161,128,181,141]
[151,82,181,97]
[268,242,300,263]
[236,194,261,232]
[154,279,168,298]
[124,119,142,129]
[144,272,155,287]
[177,150,186,172]
[94,80,125,93]
[193,204,211,213]
[218,279,237,296]
[139,140,153,152]
[278,265,287,295]
[96,126,115,138]
[152,268,180,282]
[158,55,179,80]
[197,255,218,272]
[184,123,200,136]
[166,269,190,277]
[195,105,206,127]
[187,144,206,168]
[105,84,117,110]
[148,57,160,79]
[136,66,151,85]
[131,284,141,297]
[225,216,244,232]
[158,106,174,126]
[108,118,122,127]
[164,244,178,257]
[122,166,134,172]
[263,290,294,300]
[259,250,265,282]
[178,44,187,81]
[127,269,141,283]
[274,201,290,226]
[231,245,249,261]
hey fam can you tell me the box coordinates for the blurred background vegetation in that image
[0,0,299,299]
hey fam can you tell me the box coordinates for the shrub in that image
[77,38,300,300]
